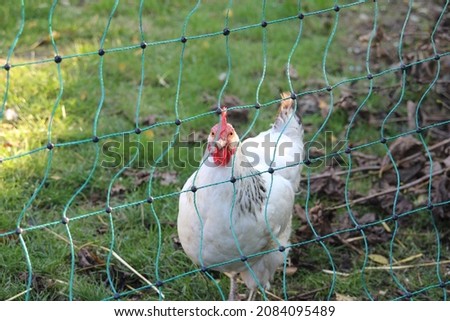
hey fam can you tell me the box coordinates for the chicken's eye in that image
[228,132,233,137]
[211,131,215,136]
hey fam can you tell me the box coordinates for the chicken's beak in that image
[216,138,227,150]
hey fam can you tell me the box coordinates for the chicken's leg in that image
[228,273,239,301]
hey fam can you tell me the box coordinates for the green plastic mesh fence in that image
[1,0,449,301]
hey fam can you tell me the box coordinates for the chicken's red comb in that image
[220,106,228,128]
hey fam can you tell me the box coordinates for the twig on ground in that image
[334,234,364,255]
[263,290,284,301]
[322,269,350,277]
[363,259,450,271]
[325,167,447,211]
[300,165,380,182]
[6,288,32,301]
[97,245,165,299]
[289,286,329,300]
[380,137,450,172]
[44,227,164,298]
[77,263,107,272]
[45,228,76,247]
[393,253,423,265]
[352,151,380,160]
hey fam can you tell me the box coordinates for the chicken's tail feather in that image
[273,92,302,138]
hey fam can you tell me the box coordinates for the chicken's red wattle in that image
[211,147,233,166]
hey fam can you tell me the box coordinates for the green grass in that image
[1,0,449,301]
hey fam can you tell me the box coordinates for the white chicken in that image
[177,93,304,300]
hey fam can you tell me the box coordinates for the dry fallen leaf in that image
[309,169,345,200]
[77,247,104,269]
[171,234,182,250]
[318,98,329,118]
[335,91,357,111]
[368,254,389,265]
[111,184,126,197]
[379,136,425,184]
[432,170,450,219]
[30,31,60,49]
[123,169,150,187]
[142,114,157,126]
[294,203,306,222]
[295,203,334,241]
[377,191,414,216]
[154,170,179,186]
[335,292,357,301]
[394,253,423,265]
[381,221,392,233]
[285,266,298,276]
[406,100,416,130]
[297,94,319,115]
